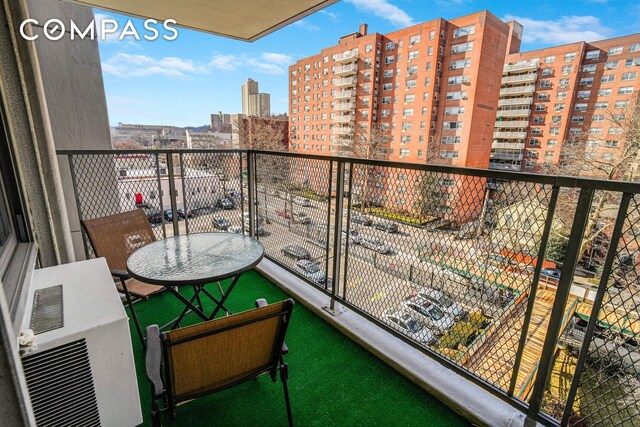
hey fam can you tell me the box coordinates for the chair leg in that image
[120,278,146,349]
[280,362,293,427]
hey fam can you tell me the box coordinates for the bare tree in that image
[544,101,640,268]
[112,140,145,150]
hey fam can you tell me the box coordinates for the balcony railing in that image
[334,102,355,111]
[503,62,540,73]
[495,120,530,128]
[492,142,526,150]
[488,162,522,171]
[335,77,356,87]
[500,85,536,96]
[332,126,354,135]
[498,97,534,107]
[59,148,640,427]
[334,90,355,99]
[501,74,537,84]
[493,131,528,139]
[334,52,359,63]
[335,64,358,75]
[490,152,524,161]
[333,114,354,123]
[496,108,532,118]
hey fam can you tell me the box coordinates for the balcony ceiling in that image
[66,0,338,41]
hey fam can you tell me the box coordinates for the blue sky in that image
[97,0,640,127]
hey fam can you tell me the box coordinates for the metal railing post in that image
[560,192,632,425]
[329,160,346,312]
[342,162,355,302]
[239,152,246,234]
[67,155,90,259]
[154,154,167,239]
[179,153,189,235]
[526,188,594,424]
[166,153,180,237]
[509,186,560,396]
[323,161,334,293]
[247,151,256,238]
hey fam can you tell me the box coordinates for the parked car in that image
[212,217,230,230]
[341,228,362,244]
[275,210,292,219]
[216,198,234,210]
[403,295,455,335]
[146,210,163,224]
[243,212,265,226]
[225,190,242,200]
[374,221,399,233]
[177,208,193,219]
[293,196,311,207]
[384,308,435,345]
[360,236,391,254]
[293,212,311,224]
[227,225,243,234]
[293,259,326,284]
[416,287,467,320]
[281,245,311,260]
[541,268,561,280]
[243,219,265,236]
[163,210,174,221]
[351,215,373,226]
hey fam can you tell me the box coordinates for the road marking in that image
[371,292,385,302]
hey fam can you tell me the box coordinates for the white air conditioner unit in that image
[20,258,142,427]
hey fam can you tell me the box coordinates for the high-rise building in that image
[492,34,640,172]
[242,78,271,117]
[288,12,521,169]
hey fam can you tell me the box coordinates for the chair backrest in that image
[162,299,294,404]
[82,209,156,271]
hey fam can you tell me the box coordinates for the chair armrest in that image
[110,269,131,280]
[145,325,164,399]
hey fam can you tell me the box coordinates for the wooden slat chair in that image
[82,209,164,346]
[145,299,295,427]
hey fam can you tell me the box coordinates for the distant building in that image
[210,111,232,131]
[241,78,271,117]
[186,130,232,148]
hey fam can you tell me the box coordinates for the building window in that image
[453,25,475,38]
[547,139,557,147]
[557,91,567,100]
[615,100,630,109]
[442,136,461,144]
[552,115,562,124]
[406,65,418,75]
[605,60,619,69]
[383,83,392,91]
[598,88,612,96]
[574,103,588,112]
[445,91,467,100]
[530,139,541,146]
[440,150,459,158]
[554,104,565,111]
[572,115,584,123]
[621,72,638,81]
[443,121,463,130]
[549,127,560,136]
[384,55,395,64]
[626,57,640,66]
[541,68,553,77]
[605,140,619,147]
[618,86,634,95]
[404,94,415,103]
[449,59,471,69]
[580,77,594,86]
[561,65,573,74]
[405,80,416,90]
[577,90,591,99]
[559,78,570,88]
[444,106,465,115]
[408,50,419,60]
[592,114,604,122]
[531,128,542,136]
[609,127,622,135]
[447,75,469,85]
[601,74,615,83]
[544,55,555,63]
[385,41,395,51]
[535,104,546,112]
[533,116,544,123]
[538,93,549,101]
[608,46,623,55]
[382,96,391,104]
[427,46,433,56]
[383,69,393,78]
[585,50,600,60]
[564,52,576,62]
[402,108,414,117]
[589,127,602,135]
[582,64,597,73]
[594,101,609,109]
[540,80,551,88]
[451,42,473,54]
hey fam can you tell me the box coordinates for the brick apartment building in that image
[492,35,640,172]
[289,10,521,170]
[289,11,640,173]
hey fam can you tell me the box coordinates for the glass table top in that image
[126,233,264,286]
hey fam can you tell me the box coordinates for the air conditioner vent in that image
[29,284,64,334]
[22,339,100,427]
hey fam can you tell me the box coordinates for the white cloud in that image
[345,0,415,27]
[319,10,339,21]
[503,15,613,45]
[293,19,320,32]
[102,51,292,78]
[261,52,293,65]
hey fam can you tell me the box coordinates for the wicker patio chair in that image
[82,209,164,346]
[145,299,295,427]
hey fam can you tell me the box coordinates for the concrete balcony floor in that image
[128,270,468,426]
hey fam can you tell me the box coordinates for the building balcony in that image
[334,102,355,111]
[501,74,537,84]
[333,114,354,123]
[19,147,640,427]
[492,142,526,150]
[490,152,524,161]
[493,131,528,139]
[495,120,530,128]
[335,64,358,76]
[488,161,522,171]
[334,52,359,63]
[332,126,354,135]
[498,97,534,107]
[496,108,532,118]
[499,85,536,96]
[503,61,540,73]
[335,77,356,88]
[334,90,355,99]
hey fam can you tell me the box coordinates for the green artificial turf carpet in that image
[128,270,469,426]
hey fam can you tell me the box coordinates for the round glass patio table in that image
[127,232,264,326]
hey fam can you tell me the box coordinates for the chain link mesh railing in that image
[61,148,640,426]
